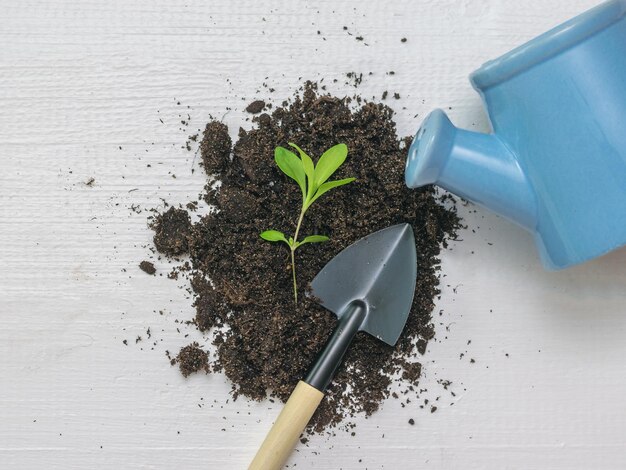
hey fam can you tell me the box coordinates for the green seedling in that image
[260,143,355,304]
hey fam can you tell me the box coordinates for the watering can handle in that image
[248,381,324,470]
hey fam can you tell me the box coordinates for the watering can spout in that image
[405,109,537,230]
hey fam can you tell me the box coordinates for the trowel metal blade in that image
[310,224,417,346]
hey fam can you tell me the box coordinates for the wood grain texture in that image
[1,0,626,469]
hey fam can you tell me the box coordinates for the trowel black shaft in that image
[304,300,365,391]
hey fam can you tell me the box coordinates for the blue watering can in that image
[405,0,626,269]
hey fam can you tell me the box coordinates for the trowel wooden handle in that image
[249,381,324,470]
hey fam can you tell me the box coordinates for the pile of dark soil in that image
[151,82,460,432]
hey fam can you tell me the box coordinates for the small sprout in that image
[260,230,288,243]
[261,143,355,304]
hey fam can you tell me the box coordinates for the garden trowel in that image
[249,224,417,470]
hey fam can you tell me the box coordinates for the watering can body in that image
[406,0,626,269]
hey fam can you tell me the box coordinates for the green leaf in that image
[295,234,329,248]
[275,146,306,197]
[288,143,315,193]
[308,177,356,205]
[313,143,348,186]
[260,230,288,244]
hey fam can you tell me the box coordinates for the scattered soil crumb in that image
[245,100,266,114]
[399,360,422,385]
[346,72,363,87]
[174,343,210,377]
[139,260,156,275]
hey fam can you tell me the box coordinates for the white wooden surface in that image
[2,0,626,468]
